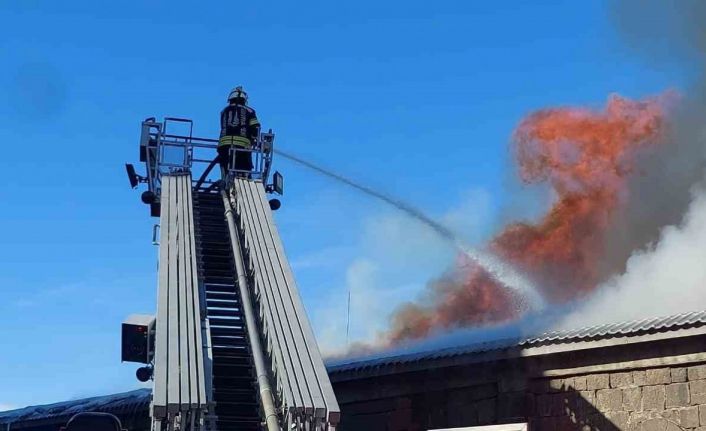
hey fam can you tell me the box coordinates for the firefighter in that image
[218,86,260,178]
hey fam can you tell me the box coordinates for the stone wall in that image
[523,364,706,431]
[334,360,706,430]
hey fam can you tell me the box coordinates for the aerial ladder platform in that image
[124,118,340,431]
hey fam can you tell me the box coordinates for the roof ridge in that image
[529,309,706,341]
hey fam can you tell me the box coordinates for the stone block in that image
[688,365,706,381]
[537,394,553,417]
[701,405,706,426]
[476,398,496,425]
[642,385,665,411]
[538,416,557,431]
[554,393,572,416]
[588,412,608,430]
[661,408,678,423]
[623,386,642,412]
[563,377,576,391]
[469,383,498,401]
[465,405,480,427]
[586,373,610,390]
[597,388,623,412]
[578,390,596,415]
[633,370,647,386]
[395,397,412,409]
[611,371,634,388]
[499,375,528,393]
[553,391,582,416]
[447,404,472,428]
[447,391,474,427]
[628,411,651,431]
[605,411,629,430]
[561,391,580,416]
[665,383,690,408]
[530,379,549,394]
[568,414,580,430]
[388,408,414,430]
[497,391,528,420]
[574,376,587,391]
[549,378,565,393]
[555,415,575,431]
[646,368,672,385]
[641,418,668,431]
[526,393,536,417]
[679,406,700,428]
[627,418,640,431]
[690,379,706,405]
[671,367,687,383]
[448,389,472,409]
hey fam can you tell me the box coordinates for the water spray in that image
[274,149,544,309]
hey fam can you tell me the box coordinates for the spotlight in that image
[141,191,156,205]
[269,199,281,211]
[125,164,140,189]
[266,171,284,195]
[272,171,284,195]
[136,366,153,382]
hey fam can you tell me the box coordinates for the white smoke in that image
[558,182,706,329]
[556,1,706,330]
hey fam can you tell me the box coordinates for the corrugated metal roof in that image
[0,389,151,425]
[327,310,706,375]
[520,310,706,344]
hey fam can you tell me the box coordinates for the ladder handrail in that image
[221,190,281,431]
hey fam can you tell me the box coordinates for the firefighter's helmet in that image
[228,86,248,104]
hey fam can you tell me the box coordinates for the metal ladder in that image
[193,190,262,431]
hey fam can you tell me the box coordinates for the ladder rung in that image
[209,317,244,327]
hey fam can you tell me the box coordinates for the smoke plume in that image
[559,185,706,329]
[307,2,706,354]
[387,94,670,344]
[554,0,706,327]
[381,0,706,344]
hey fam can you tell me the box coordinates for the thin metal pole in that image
[346,289,351,347]
[221,190,281,431]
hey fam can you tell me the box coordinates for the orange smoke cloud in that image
[388,93,670,344]
[389,259,525,344]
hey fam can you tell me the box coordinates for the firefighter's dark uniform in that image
[218,103,260,177]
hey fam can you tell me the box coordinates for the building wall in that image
[520,365,706,431]
[335,364,706,431]
[331,336,706,431]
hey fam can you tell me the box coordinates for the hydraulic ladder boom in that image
[130,117,340,431]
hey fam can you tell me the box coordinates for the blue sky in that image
[0,1,685,409]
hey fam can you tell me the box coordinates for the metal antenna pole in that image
[221,190,281,431]
[346,289,351,347]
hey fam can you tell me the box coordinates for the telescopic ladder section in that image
[141,117,340,431]
[152,174,209,431]
[226,178,341,430]
[192,191,261,431]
